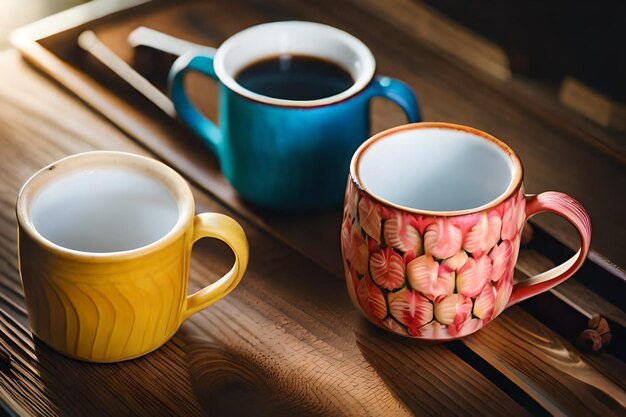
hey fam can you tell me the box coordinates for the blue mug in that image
[169,21,420,210]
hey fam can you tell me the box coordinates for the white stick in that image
[128,26,217,56]
[77,30,177,118]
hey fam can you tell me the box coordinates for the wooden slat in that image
[353,0,512,81]
[464,307,626,416]
[517,248,626,332]
[352,323,536,416]
[0,50,532,416]
[439,245,626,416]
[560,76,626,133]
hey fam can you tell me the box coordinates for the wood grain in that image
[0,308,205,417]
[2,0,624,414]
[353,322,532,416]
[517,248,626,330]
[464,307,626,417]
[0,51,533,416]
[354,0,512,80]
[560,76,626,133]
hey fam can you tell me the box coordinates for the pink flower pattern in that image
[388,288,433,331]
[358,197,382,242]
[407,254,454,300]
[357,275,388,321]
[382,317,408,335]
[441,250,469,271]
[342,218,369,276]
[501,191,525,241]
[433,294,461,325]
[341,183,526,340]
[473,283,496,320]
[424,219,463,259]
[370,248,406,290]
[493,273,513,317]
[463,211,502,257]
[489,239,514,282]
[383,211,422,255]
[456,255,493,298]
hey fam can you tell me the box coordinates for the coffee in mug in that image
[169,21,421,210]
[235,55,354,100]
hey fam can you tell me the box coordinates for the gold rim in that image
[350,122,524,217]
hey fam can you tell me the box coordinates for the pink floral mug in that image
[341,122,591,340]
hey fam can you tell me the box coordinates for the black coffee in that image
[235,55,354,101]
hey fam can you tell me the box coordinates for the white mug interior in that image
[18,152,192,254]
[214,21,376,107]
[353,125,523,214]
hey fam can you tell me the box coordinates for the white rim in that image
[351,123,524,216]
[214,21,376,107]
[16,151,195,260]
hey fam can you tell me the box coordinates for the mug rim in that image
[350,122,524,216]
[16,151,195,261]
[213,21,376,108]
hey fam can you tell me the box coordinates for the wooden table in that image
[1,1,625,415]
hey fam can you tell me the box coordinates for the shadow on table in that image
[32,336,203,416]
[175,323,320,417]
[352,317,451,412]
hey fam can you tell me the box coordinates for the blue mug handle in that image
[366,76,421,122]
[169,51,222,154]
[169,53,421,152]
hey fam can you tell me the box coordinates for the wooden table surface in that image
[1,1,625,416]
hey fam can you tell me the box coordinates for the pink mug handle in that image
[507,192,592,307]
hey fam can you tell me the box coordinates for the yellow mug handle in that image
[182,213,249,321]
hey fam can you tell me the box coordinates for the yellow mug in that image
[16,151,249,362]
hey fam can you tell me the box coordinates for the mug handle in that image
[507,192,592,307]
[367,76,421,122]
[182,213,249,321]
[169,51,222,154]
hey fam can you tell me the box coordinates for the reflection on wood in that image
[464,307,626,416]
[0,308,204,416]
[354,319,531,416]
[184,340,295,417]
[180,318,406,417]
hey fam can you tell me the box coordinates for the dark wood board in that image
[2,0,625,415]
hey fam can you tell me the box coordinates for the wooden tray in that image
[5,0,625,415]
